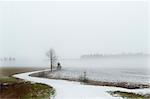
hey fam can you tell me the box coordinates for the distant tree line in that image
[0,57,16,62]
[81,52,148,59]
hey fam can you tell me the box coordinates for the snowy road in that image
[13,69,150,99]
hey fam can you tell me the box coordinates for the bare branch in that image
[46,48,57,71]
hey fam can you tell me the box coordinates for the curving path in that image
[13,69,150,99]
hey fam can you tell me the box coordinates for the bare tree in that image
[9,57,12,61]
[46,49,57,71]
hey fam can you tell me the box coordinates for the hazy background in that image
[0,0,149,68]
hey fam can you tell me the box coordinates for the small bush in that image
[78,72,88,82]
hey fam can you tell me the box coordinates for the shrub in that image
[78,71,88,82]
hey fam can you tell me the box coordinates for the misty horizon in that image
[0,0,149,69]
[0,1,149,59]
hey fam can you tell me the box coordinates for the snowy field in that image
[2,56,150,84]
[45,68,150,84]
[13,69,150,99]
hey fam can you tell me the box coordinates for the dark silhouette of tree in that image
[4,57,7,61]
[46,49,57,71]
[12,57,16,61]
[9,57,12,61]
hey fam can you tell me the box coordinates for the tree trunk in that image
[50,51,53,71]
[50,58,52,71]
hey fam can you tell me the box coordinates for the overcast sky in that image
[0,1,149,59]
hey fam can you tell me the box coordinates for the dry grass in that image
[0,77,54,99]
[0,67,54,99]
[0,67,47,76]
[108,91,150,99]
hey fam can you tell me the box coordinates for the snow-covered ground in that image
[13,69,150,99]
[45,68,150,84]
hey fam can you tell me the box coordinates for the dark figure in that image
[57,62,61,70]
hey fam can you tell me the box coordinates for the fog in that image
[0,1,149,67]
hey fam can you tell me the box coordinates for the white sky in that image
[0,0,149,59]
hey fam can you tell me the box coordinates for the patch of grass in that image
[0,76,55,99]
[0,76,19,84]
[108,91,150,99]
[21,83,55,99]
[0,67,47,76]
